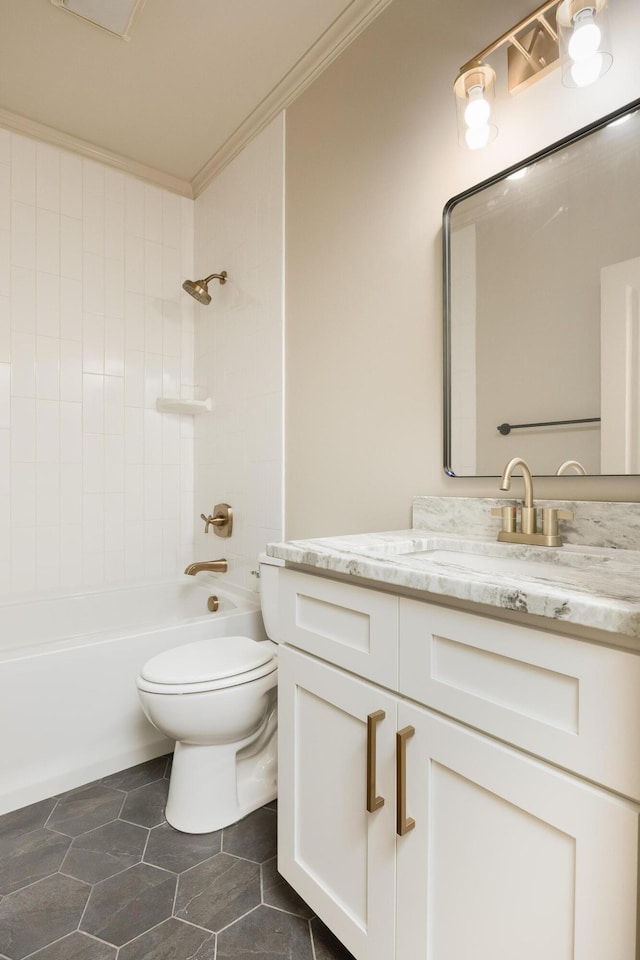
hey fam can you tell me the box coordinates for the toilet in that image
[136,555,283,834]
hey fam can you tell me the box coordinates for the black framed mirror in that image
[443,95,640,478]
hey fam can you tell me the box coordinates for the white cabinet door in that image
[396,702,640,960]
[278,645,397,960]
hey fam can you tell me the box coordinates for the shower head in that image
[182,271,227,305]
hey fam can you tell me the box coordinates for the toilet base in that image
[165,711,277,833]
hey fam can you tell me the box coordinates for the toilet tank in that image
[259,553,284,643]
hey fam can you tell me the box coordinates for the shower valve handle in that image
[200,504,233,538]
[200,513,224,533]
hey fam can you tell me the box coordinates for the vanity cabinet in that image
[278,645,398,960]
[277,569,640,960]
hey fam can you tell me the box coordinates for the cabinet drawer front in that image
[279,569,398,687]
[399,598,640,800]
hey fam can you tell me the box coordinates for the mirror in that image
[444,96,640,478]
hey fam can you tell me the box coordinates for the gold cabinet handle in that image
[396,725,416,836]
[366,710,386,813]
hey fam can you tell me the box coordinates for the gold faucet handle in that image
[541,507,574,538]
[200,504,233,538]
[491,505,518,533]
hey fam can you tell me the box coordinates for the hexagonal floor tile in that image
[80,863,176,947]
[101,756,169,792]
[26,931,117,959]
[222,807,277,863]
[0,873,91,960]
[46,784,124,837]
[216,904,314,960]
[0,829,71,896]
[118,917,216,960]
[175,852,260,932]
[61,819,148,884]
[0,799,58,843]
[119,779,168,828]
[311,917,356,959]
[261,857,314,919]
[144,821,222,873]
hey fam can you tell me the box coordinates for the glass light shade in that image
[557,0,613,88]
[454,64,498,150]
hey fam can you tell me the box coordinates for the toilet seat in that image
[136,636,277,695]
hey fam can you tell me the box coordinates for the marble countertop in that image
[266,527,640,641]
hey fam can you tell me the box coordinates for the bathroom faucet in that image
[491,457,573,547]
[184,559,228,575]
[500,457,536,535]
[556,460,586,475]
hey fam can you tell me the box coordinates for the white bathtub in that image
[0,575,266,815]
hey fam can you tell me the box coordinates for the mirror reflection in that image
[444,98,640,477]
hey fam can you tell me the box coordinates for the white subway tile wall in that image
[193,114,285,590]
[0,133,195,595]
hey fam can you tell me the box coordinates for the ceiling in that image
[0,0,390,195]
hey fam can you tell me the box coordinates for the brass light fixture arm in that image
[537,10,559,42]
[457,0,559,75]
[510,35,541,69]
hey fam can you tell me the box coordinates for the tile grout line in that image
[309,916,318,960]
[0,757,351,960]
[213,901,262,937]
[75,873,96,933]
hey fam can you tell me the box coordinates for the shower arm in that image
[203,273,227,285]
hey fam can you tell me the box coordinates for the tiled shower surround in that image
[0,757,354,960]
[193,115,284,590]
[0,112,285,597]
[0,128,196,594]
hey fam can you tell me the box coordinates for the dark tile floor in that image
[0,757,355,960]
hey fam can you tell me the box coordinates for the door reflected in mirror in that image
[444,97,640,477]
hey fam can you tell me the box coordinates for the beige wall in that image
[285,0,640,540]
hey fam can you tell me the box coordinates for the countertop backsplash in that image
[412,497,640,551]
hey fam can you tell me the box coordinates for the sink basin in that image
[353,536,616,583]
[403,548,571,580]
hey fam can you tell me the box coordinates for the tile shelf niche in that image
[155,398,213,416]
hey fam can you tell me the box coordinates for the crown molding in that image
[190,0,395,198]
[0,106,193,198]
[0,0,393,201]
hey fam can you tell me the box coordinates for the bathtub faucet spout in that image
[184,559,228,575]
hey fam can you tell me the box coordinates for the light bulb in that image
[464,85,490,129]
[568,8,601,61]
[570,51,603,86]
[465,124,491,150]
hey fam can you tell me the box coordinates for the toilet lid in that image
[140,635,275,685]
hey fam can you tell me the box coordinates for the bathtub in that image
[0,575,266,815]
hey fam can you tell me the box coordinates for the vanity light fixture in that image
[454,0,613,150]
[454,63,498,150]
[557,0,613,87]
